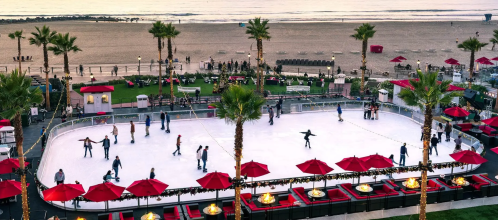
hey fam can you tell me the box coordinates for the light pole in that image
[327,66,331,79]
[90,73,94,85]
[332,55,335,77]
[417,60,420,69]
[138,56,141,76]
[248,53,251,70]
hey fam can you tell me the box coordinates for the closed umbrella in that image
[127,179,168,212]
[239,161,270,195]
[196,171,232,205]
[0,180,28,219]
[42,183,85,217]
[336,156,371,184]
[84,182,125,211]
[296,158,334,189]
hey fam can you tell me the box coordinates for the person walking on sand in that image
[145,115,151,136]
[150,168,155,179]
[160,111,166,130]
[196,145,203,170]
[337,104,343,122]
[111,125,118,144]
[269,107,274,125]
[437,123,443,143]
[445,121,452,142]
[80,137,97,158]
[54,169,65,185]
[112,156,122,179]
[130,121,135,143]
[165,112,171,133]
[399,143,409,166]
[100,135,111,160]
[202,146,209,173]
[173,135,182,156]
[430,134,439,156]
[301,130,316,148]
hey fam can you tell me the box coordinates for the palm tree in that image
[48,33,82,108]
[398,71,460,220]
[351,23,376,94]
[29,26,57,111]
[8,30,25,72]
[490,29,498,51]
[0,69,43,220]
[149,21,167,96]
[246,17,271,93]
[164,23,181,102]
[210,85,265,220]
[457,37,488,108]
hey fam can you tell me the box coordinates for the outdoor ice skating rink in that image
[38,110,471,210]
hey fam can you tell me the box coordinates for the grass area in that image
[75,81,329,104]
[377,205,498,220]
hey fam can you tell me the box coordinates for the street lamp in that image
[248,53,251,69]
[90,73,94,84]
[138,56,141,76]
[327,66,331,79]
[417,60,420,69]
[331,55,335,77]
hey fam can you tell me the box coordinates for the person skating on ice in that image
[337,104,343,122]
[112,156,122,181]
[269,107,274,125]
[111,125,118,144]
[104,170,115,182]
[444,121,452,142]
[300,129,316,148]
[99,135,111,160]
[165,112,171,133]
[202,146,209,173]
[196,145,203,170]
[78,137,97,158]
[145,115,151,136]
[130,121,135,143]
[160,111,166,130]
[364,104,369,119]
[150,168,156,179]
[173,135,182,156]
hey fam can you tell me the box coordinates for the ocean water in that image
[0,0,496,23]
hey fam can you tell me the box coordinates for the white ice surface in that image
[39,110,472,210]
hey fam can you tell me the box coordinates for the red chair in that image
[471,175,490,190]
[97,213,112,220]
[436,179,461,189]
[327,189,350,202]
[119,211,134,220]
[278,194,297,206]
[427,180,442,192]
[222,201,235,220]
[480,174,497,184]
[374,184,397,195]
[163,206,180,220]
[186,204,202,218]
[292,187,311,205]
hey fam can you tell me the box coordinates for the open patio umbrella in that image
[239,160,270,195]
[83,182,125,211]
[196,171,232,205]
[445,58,458,64]
[481,60,494,67]
[449,150,488,177]
[475,57,489,63]
[336,156,371,184]
[482,117,498,127]
[491,57,498,65]
[127,179,168,212]
[0,180,28,219]
[390,58,402,67]
[42,183,85,217]
[394,56,407,60]
[0,158,30,178]
[443,107,469,117]
[296,158,334,189]
[360,153,394,169]
[491,147,498,155]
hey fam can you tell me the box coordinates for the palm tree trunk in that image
[255,40,261,92]
[168,38,174,102]
[64,52,71,108]
[43,43,51,111]
[14,113,30,220]
[158,38,163,95]
[18,37,22,73]
[467,51,475,110]
[361,40,367,95]
[234,119,243,220]
[259,40,264,93]
[419,105,433,220]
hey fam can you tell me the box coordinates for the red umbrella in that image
[444,107,469,117]
[481,60,494,66]
[336,156,371,184]
[445,58,458,64]
[390,58,402,66]
[395,56,407,60]
[0,159,30,175]
[0,180,29,219]
[492,57,498,61]
[482,117,498,127]
[43,183,85,217]
[127,179,168,212]
[296,159,334,175]
[240,161,270,178]
[360,154,394,168]
[491,147,498,155]
[476,57,489,63]
[450,150,487,164]
[197,171,232,204]
[84,182,125,211]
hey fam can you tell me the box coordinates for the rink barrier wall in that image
[35,103,481,212]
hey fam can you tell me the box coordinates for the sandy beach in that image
[0,21,497,77]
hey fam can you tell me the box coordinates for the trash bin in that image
[136,94,149,109]
[378,89,389,102]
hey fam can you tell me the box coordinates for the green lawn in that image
[76,81,329,104]
[378,205,498,220]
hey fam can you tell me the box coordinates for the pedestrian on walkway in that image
[150,168,155,179]
[130,121,135,143]
[145,115,151,136]
[337,104,343,121]
[40,126,47,148]
[269,107,274,125]
[437,123,443,143]
[72,180,81,208]
[165,112,171,133]
[111,125,118,144]
[445,122,452,142]
[202,146,209,173]
[300,130,316,148]
[170,102,174,111]
[112,156,122,179]
[160,111,166,130]
[113,65,118,76]
[99,135,111,160]
[430,134,439,156]
[79,64,84,76]
[173,135,182,156]
[54,169,65,185]
[399,143,409,166]
[276,101,281,118]
[81,137,97,158]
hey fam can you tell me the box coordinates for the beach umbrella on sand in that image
[0,180,29,219]
[444,107,470,117]
[239,161,270,195]
[43,183,85,217]
[390,58,402,67]
[197,171,232,205]
[394,56,407,60]
[297,158,334,189]
[83,182,125,211]
[449,150,487,177]
[336,156,371,184]
[127,179,168,212]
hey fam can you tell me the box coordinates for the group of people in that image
[266,97,284,126]
[363,103,379,120]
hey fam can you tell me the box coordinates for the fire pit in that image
[355,184,373,195]
[307,188,325,198]
[203,204,222,215]
[257,192,276,205]
[402,178,420,189]
[141,212,160,220]
[452,177,469,186]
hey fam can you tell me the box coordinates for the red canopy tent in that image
[443,107,470,117]
[84,182,125,211]
[297,159,334,189]
[127,179,169,212]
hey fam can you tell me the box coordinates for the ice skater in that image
[145,115,151,136]
[445,121,452,142]
[112,156,122,181]
[363,104,370,119]
[173,135,182,156]
[79,137,97,158]
[276,101,281,118]
[373,104,379,120]
[111,125,118,144]
[130,121,135,143]
[202,146,209,173]
[160,111,166,130]
[337,104,343,122]
[436,123,443,143]
[387,155,398,178]
[99,135,111,160]
[72,180,81,208]
[165,112,171,133]
[301,130,316,148]
[399,143,409,166]
[150,168,155,179]
[196,145,203,170]
[430,134,439,156]
[54,169,65,185]
[269,107,274,125]
[104,170,115,182]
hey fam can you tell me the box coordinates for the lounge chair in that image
[163,205,181,220]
